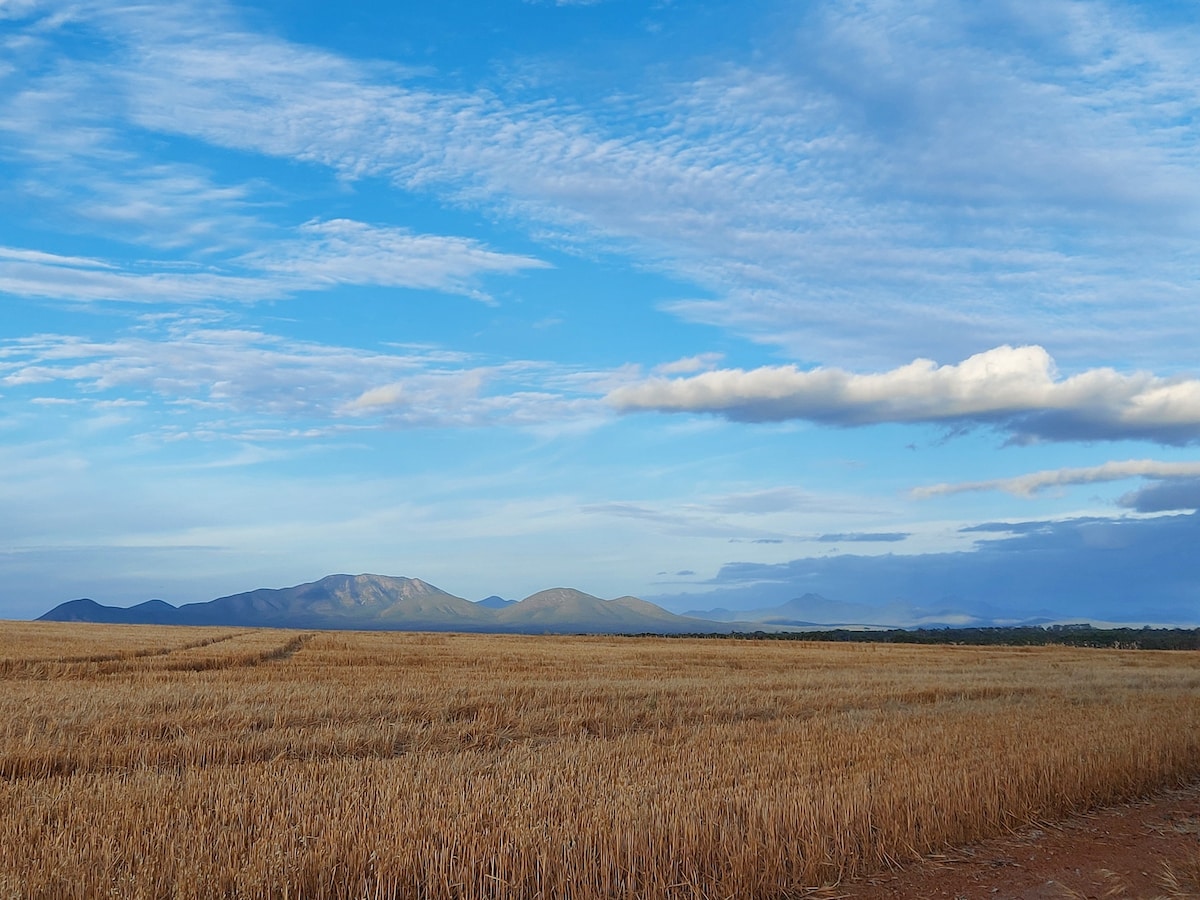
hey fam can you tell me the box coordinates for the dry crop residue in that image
[1,625,1198,899]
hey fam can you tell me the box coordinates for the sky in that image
[2,0,1199,625]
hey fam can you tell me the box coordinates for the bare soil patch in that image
[846,782,1200,899]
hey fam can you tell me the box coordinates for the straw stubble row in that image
[1,626,1197,898]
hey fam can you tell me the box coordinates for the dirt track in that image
[845,783,1200,899]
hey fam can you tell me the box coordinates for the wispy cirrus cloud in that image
[0,247,277,304]
[0,219,546,306]
[919,463,1200,514]
[815,532,908,543]
[581,486,881,542]
[914,458,1200,499]
[1,16,546,307]
[653,353,725,376]
[705,487,819,515]
[240,219,548,303]
[0,324,602,432]
[609,345,1200,445]
[6,0,1199,364]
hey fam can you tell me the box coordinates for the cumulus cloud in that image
[914,458,1200,498]
[609,345,1200,445]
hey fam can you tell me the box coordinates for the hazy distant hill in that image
[38,574,722,634]
[684,593,839,626]
[168,574,493,630]
[682,592,999,629]
[40,597,180,625]
[494,588,711,633]
[475,595,516,610]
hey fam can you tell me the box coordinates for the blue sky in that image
[2,0,1199,624]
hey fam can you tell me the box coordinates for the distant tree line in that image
[648,625,1200,650]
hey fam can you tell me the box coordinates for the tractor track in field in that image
[840,781,1200,899]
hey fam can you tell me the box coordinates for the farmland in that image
[1,623,1198,899]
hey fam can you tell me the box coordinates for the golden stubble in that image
[1,624,1198,899]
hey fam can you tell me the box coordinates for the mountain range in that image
[38,574,732,634]
[681,592,1001,630]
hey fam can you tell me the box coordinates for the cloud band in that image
[608,345,1200,445]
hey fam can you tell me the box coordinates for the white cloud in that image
[1,325,605,432]
[913,459,1200,499]
[581,484,879,542]
[241,219,549,303]
[1,29,547,305]
[654,353,724,375]
[608,345,1200,445]
[43,0,1194,366]
[706,487,819,515]
[0,247,116,268]
[0,218,547,305]
[0,246,279,304]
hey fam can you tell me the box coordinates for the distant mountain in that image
[173,574,493,630]
[495,588,711,633]
[684,593,838,626]
[38,575,723,634]
[475,595,516,610]
[38,597,180,625]
[682,592,1004,629]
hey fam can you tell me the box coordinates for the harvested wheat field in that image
[1,623,1199,899]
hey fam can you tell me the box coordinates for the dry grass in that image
[1158,850,1200,898]
[1,624,1198,899]
[0,623,240,676]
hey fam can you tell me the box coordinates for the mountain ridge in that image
[37,574,727,634]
